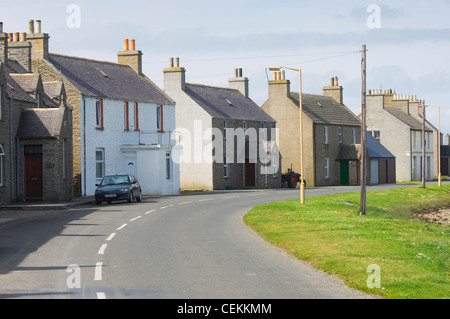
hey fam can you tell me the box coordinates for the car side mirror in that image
[95,184,100,186]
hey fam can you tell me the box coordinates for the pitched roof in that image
[48,53,173,105]
[289,92,361,126]
[384,107,433,131]
[3,61,36,103]
[336,144,360,161]
[16,108,65,139]
[366,134,395,158]
[184,83,275,122]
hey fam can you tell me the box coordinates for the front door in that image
[26,154,43,199]
[340,161,349,185]
[245,159,256,187]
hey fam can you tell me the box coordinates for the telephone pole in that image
[422,100,426,187]
[360,45,367,215]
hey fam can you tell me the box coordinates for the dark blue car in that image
[95,174,142,205]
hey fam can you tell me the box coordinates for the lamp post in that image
[269,66,305,204]
[426,104,441,187]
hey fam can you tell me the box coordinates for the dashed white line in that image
[106,233,116,241]
[160,206,168,209]
[97,292,106,299]
[178,201,193,205]
[116,223,127,230]
[94,262,103,281]
[199,198,214,202]
[145,209,156,215]
[130,216,142,222]
[223,196,240,199]
[98,244,107,255]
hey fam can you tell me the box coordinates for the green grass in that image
[244,184,450,299]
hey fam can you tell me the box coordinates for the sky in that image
[1,0,449,137]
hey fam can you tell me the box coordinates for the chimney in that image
[0,22,7,62]
[391,93,410,114]
[117,38,143,74]
[27,19,50,61]
[7,28,32,71]
[163,57,186,91]
[268,70,290,100]
[323,76,343,104]
[229,68,249,98]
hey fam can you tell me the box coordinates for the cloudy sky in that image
[1,0,449,135]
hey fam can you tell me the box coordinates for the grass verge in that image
[244,184,450,299]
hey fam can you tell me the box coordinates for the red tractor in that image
[281,168,305,189]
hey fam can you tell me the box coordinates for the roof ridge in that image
[49,53,126,67]
[186,82,239,92]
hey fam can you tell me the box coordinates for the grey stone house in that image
[0,22,73,203]
[366,90,434,182]
[164,59,280,190]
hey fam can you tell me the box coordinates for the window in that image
[338,127,343,143]
[96,99,103,129]
[324,126,328,144]
[223,156,228,178]
[370,130,380,140]
[63,139,67,179]
[223,120,228,140]
[352,128,356,144]
[261,122,266,140]
[166,152,171,180]
[243,121,247,132]
[96,148,105,181]
[134,102,140,131]
[124,102,129,131]
[0,145,4,186]
[324,158,329,179]
[156,105,163,132]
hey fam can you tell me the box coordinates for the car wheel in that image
[136,190,142,202]
[127,192,134,203]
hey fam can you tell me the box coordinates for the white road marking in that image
[96,292,106,299]
[178,201,193,205]
[98,244,107,255]
[116,224,127,230]
[106,233,116,241]
[223,196,240,199]
[160,206,168,209]
[130,216,142,222]
[95,262,103,281]
[199,198,214,202]
[145,210,156,215]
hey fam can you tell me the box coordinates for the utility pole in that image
[360,45,367,215]
[422,100,426,187]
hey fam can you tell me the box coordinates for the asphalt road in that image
[0,185,403,299]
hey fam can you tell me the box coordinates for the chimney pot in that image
[234,68,238,77]
[238,68,243,77]
[20,32,26,42]
[35,20,41,33]
[334,76,339,86]
[175,57,180,68]
[169,57,174,68]
[0,22,3,33]
[14,32,19,42]
[29,20,34,34]
[331,77,335,86]
[281,70,285,80]
[124,39,129,51]
[130,39,135,51]
[8,33,12,42]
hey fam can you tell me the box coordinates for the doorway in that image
[25,145,43,200]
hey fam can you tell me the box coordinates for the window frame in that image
[324,126,328,144]
[324,158,329,179]
[156,105,163,132]
[95,99,104,130]
[166,152,171,180]
[338,127,343,144]
[95,148,105,182]
[0,144,4,187]
[124,101,129,131]
[223,156,228,178]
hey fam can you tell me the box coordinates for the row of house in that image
[0,20,446,204]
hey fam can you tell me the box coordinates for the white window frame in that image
[352,128,356,144]
[0,145,4,187]
[324,126,328,144]
[95,100,102,128]
[95,148,105,181]
[325,158,329,179]
[156,105,161,131]
[223,156,228,178]
[166,152,172,180]
[338,127,343,144]
[223,120,228,140]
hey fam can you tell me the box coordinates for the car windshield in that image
[100,175,130,186]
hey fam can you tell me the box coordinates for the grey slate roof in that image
[184,83,275,122]
[336,144,360,161]
[16,108,65,139]
[48,53,173,105]
[384,107,433,131]
[3,60,36,103]
[289,92,360,126]
[366,134,395,158]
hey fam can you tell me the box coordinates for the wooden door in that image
[26,155,43,199]
[245,159,256,187]
[340,161,349,185]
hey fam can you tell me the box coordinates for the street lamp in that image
[425,104,441,187]
[269,66,305,204]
